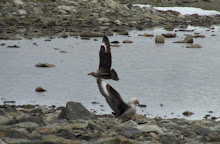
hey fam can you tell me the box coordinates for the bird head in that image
[128,98,139,106]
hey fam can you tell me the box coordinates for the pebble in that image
[0,102,219,144]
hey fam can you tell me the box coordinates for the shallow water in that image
[1,25,220,120]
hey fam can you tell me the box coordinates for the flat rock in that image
[162,33,177,38]
[136,124,164,134]
[186,44,202,48]
[138,33,154,37]
[35,63,55,67]
[123,40,133,43]
[7,45,20,48]
[58,101,97,120]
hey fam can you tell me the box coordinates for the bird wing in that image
[97,79,129,117]
[98,36,112,70]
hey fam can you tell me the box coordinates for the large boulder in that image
[58,101,97,120]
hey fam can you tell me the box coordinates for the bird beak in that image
[88,73,91,75]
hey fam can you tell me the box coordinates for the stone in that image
[57,101,97,120]
[162,33,177,38]
[33,7,44,15]
[15,122,39,129]
[155,35,165,43]
[159,135,180,144]
[7,45,20,48]
[117,127,143,137]
[80,32,104,37]
[193,34,205,38]
[35,87,46,92]
[0,115,9,125]
[35,63,55,67]
[13,0,24,6]
[186,44,202,48]
[42,135,82,144]
[138,33,154,37]
[4,129,27,139]
[136,124,164,134]
[174,35,193,43]
[182,111,194,116]
[123,40,133,43]
[118,120,138,128]
[193,126,213,136]
[0,105,17,115]
[17,9,27,15]
[96,135,139,144]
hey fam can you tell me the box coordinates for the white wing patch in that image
[100,80,110,96]
[101,42,107,53]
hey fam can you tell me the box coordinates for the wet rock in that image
[123,40,133,43]
[183,111,194,116]
[174,35,193,43]
[111,44,120,47]
[162,33,177,38]
[186,44,202,48]
[60,51,68,53]
[58,101,97,120]
[138,33,154,37]
[193,34,205,38]
[35,63,55,67]
[35,87,46,92]
[155,35,165,43]
[7,45,20,48]
[111,40,120,44]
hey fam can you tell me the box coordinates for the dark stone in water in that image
[35,87,46,92]
[35,63,55,68]
[7,45,20,48]
[182,111,194,116]
[111,40,120,44]
[58,101,97,120]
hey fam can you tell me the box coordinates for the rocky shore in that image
[0,0,220,40]
[0,102,220,144]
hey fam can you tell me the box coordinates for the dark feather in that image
[99,46,111,70]
[97,79,129,117]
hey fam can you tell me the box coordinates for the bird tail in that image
[110,69,119,81]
